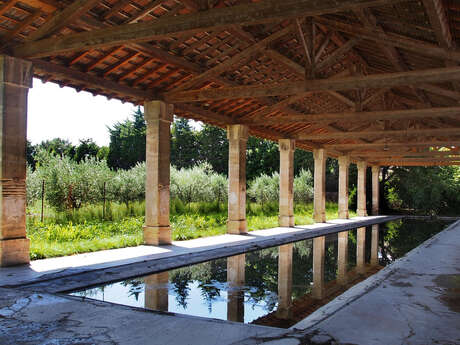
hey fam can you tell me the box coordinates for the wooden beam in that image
[315,38,361,71]
[296,127,460,140]
[314,17,460,62]
[371,161,460,166]
[31,59,154,100]
[350,151,460,158]
[13,0,408,58]
[243,106,460,125]
[422,0,454,49]
[163,66,460,102]
[27,0,100,41]
[325,141,460,149]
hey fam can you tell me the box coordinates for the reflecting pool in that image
[71,219,452,328]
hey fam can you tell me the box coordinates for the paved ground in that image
[0,216,458,345]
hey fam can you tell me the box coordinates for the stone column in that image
[370,224,379,266]
[371,166,380,215]
[338,156,350,219]
[312,236,325,299]
[313,149,326,223]
[0,56,33,267]
[227,125,248,235]
[144,272,169,312]
[227,254,245,322]
[356,227,366,274]
[337,231,349,285]
[279,139,295,227]
[277,243,293,318]
[356,161,367,217]
[144,101,173,245]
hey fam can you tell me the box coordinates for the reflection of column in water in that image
[312,236,325,299]
[227,254,245,322]
[144,271,169,312]
[277,243,293,318]
[371,224,379,266]
[337,231,349,285]
[356,227,366,274]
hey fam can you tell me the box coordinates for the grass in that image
[27,200,355,260]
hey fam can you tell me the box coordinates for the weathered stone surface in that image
[356,161,367,217]
[313,149,326,223]
[337,156,349,219]
[0,56,32,267]
[371,166,380,215]
[227,124,248,234]
[144,100,173,245]
[279,139,295,227]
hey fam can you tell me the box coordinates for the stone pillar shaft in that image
[357,161,367,217]
[0,56,33,267]
[337,231,349,285]
[338,156,350,219]
[277,243,293,318]
[227,125,248,234]
[227,254,245,322]
[279,139,295,227]
[313,149,326,223]
[356,227,366,274]
[144,272,169,311]
[371,166,380,215]
[312,236,325,299]
[144,101,173,245]
[371,224,379,266]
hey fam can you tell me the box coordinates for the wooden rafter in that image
[295,127,460,140]
[12,0,409,58]
[163,66,460,102]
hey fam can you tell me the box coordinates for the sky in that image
[27,79,138,147]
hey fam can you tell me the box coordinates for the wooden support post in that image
[0,56,33,267]
[356,161,368,217]
[371,224,379,266]
[227,254,245,322]
[144,272,169,311]
[277,243,293,318]
[371,166,380,215]
[337,231,349,285]
[144,100,173,245]
[356,227,366,274]
[227,125,248,234]
[338,156,350,219]
[313,149,327,223]
[312,236,325,299]
[279,139,295,227]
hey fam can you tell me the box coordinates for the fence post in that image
[102,181,106,220]
[40,180,45,222]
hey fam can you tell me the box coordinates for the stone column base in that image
[314,212,326,223]
[0,238,30,266]
[227,220,247,235]
[278,215,294,227]
[357,209,368,217]
[143,226,171,245]
[338,210,349,219]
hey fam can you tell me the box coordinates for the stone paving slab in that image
[0,287,284,345]
[0,215,396,289]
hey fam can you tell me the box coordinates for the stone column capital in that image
[338,155,350,167]
[313,148,326,161]
[227,124,248,141]
[0,56,33,88]
[357,160,367,170]
[144,101,173,123]
[278,139,295,152]
[371,165,380,174]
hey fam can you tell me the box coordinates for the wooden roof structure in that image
[2,0,460,166]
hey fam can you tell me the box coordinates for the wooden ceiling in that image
[2,0,460,166]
